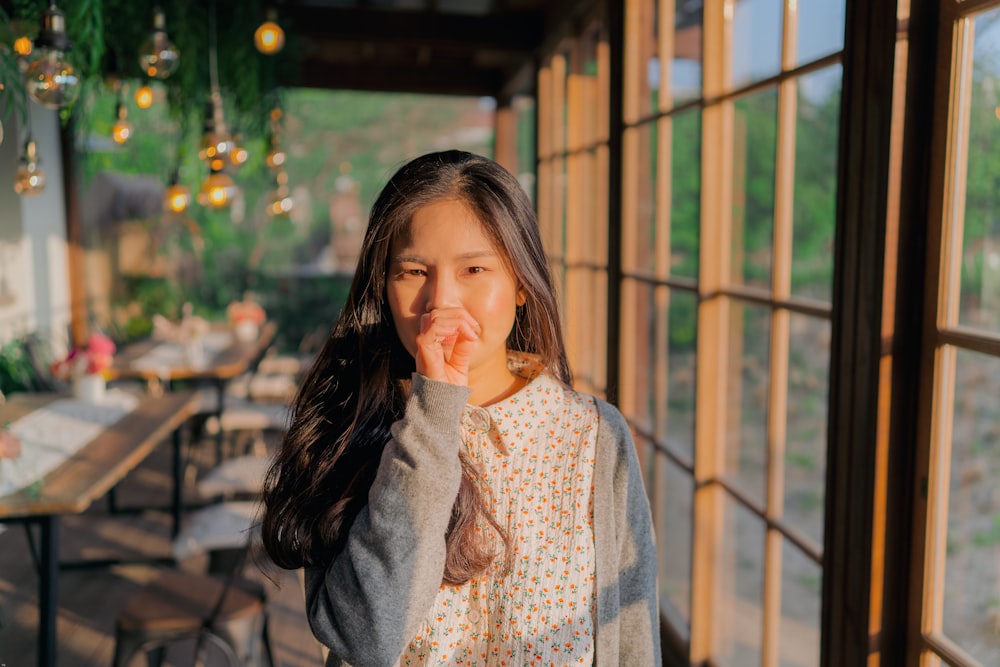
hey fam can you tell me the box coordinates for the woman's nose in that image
[424,274,461,311]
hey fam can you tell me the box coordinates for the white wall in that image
[0,101,72,354]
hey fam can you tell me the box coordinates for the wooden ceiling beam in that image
[291,61,507,97]
[283,6,544,54]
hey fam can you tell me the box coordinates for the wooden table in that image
[106,322,277,457]
[0,390,200,667]
[106,321,277,387]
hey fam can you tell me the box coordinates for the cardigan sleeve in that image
[593,398,662,666]
[304,374,470,667]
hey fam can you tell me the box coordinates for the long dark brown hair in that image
[260,150,570,584]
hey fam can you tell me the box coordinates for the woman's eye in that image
[467,266,485,275]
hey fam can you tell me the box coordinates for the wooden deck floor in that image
[0,429,326,667]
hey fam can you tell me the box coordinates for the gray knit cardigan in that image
[304,374,661,666]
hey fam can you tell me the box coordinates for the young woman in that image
[261,150,660,666]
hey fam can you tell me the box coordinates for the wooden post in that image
[59,117,87,346]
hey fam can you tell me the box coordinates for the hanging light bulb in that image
[266,143,286,170]
[197,166,239,208]
[24,2,81,109]
[229,133,249,168]
[14,137,46,196]
[14,35,33,57]
[111,102,133,144]
[265,107,286,170]
[11,19,37,72]
[163,169,191,213]
[254,8,285,55]
[198,94,236,172]
[134,84,154,109]
[165,184,192,212]
[231,144,249,167]
[266,170,294,217]
[138,7,180,79]
[165,183,192,213]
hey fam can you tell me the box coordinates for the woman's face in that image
[386,198,523,391]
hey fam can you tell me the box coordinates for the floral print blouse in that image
[399,353,600,666]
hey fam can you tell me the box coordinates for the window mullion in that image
[691,0,735,661]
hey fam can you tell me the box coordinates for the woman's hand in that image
[414,308,481,385]
[0,430,21,459]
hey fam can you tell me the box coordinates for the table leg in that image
[107,485,118,514]
[172,426,182,539]
[215,378,228,462]
[38,515,58,667]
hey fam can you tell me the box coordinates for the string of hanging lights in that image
[8,0,291,211]
[264,106,293,218]
[14,135,45,196]
[196,0,240,209]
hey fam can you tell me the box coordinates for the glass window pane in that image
[957,8,1000,334]
[558,48,571,152]
[796,1,845,66]
[514,95,537,204]
[731,0,783,90]
[588,148,610,394]
[558,155,568,253]
[645,0,661,116]
[623,278,657,434]
[673,0,703,104]
[783,314,830,546]
[780,540,822,667]
[714,496,765,666]
[636,432,658,509]
[627,122,658,276]
[666,288,698,461]
[943,349,1000,666]
[581,33,600,146]
[792,66,841,303]
[671,109,701,280]
[581,264,609,393]
[733,89,778,291]
[658,455,694,624]
[725,300,771,505]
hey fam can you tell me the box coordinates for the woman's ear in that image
[516,290,527,307]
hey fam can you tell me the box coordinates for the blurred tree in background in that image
[75,85,494,351]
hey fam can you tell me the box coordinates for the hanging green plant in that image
[0,0,299,143]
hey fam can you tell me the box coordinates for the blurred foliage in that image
[665,78,842,348]
[961,58,1000,305]
[74,81,493,352]
[0,338,33,394]
[0,0,297,136]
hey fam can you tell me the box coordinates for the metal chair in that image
[196,454,272,502]
[111,503,274,666]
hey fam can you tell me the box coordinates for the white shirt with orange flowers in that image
[398,357,599,666]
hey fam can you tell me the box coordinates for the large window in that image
[617,0,843,664]
[534,0,999,664]
[911,2,1000,664]
[538,18,611,396]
